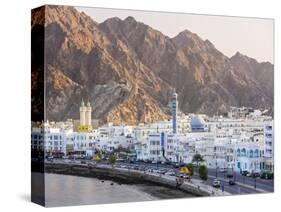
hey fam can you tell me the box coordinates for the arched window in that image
[237,149,241,157]
[254,149,259,158]
[249,150,253,158]
[241,148,246,157]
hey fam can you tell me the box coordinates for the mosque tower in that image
[172,92,178,134]
[80,99,86,126]
[85,100,92,127]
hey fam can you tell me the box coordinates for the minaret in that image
[85,100,92,127]
[80,99,86,125]
[172,92,178,134]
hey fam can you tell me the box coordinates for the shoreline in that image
[41,162,210,197]
[45,172,196,201]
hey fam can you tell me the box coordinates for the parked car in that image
[179,174,190,179]
[165,171,176,176]
[219,167,227,173]
[248,172,260,178]
[229,179,236,185]
[173,163,180,168]
[241,170,249,176]
[212,179,221,188]
[226,173,234,178]
[158,169,166,174]
[246,172,252,177]
[46,158,53,162]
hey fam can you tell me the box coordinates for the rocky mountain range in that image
[31,5,274,125]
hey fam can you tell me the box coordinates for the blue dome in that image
[191,115,206,132]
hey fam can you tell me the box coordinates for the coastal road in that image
[207,168,274,192]
[49,159,273,195]
[115,161,274,194]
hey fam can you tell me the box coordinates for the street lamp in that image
[233,156,236,181]
[224,152,227,179]
[254,174,257,189]
[254,162,257,189]
[215,153,218,178]
[156,142,160,170]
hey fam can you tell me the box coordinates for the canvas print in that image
[31,5,274,207]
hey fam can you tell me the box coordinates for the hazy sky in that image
[76,6,274,63]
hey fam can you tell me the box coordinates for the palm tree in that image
[199,165,208,181]
[192,154,204,168]
[109,153,117,168]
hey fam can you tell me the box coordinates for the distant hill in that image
[31,5,274,124]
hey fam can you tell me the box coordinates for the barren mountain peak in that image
[204,39,215,48]
[32,5,273,123]
[175,29,198,38]
[231,51,259,64]
[124,16,137,22]
[105,16,122,22]
[233,51,243,57]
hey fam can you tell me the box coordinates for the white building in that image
[234,133,264,173]
[31,121,73,156]
[136,132,188,163]
[32,100,274,174]
[264,120,274,171]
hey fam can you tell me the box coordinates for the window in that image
[241,148,246,157]
[265,133,272,138]
[266,126,272,131]
[237,149,241,157]
[254,149,259,158]
[249,150,253,158]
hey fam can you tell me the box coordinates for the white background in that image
[0,0,279,211]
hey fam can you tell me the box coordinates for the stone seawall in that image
[44,163,210,197]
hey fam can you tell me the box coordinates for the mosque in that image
[78,99,92,132]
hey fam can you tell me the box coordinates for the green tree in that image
[108,153,117,168]
[94,151,102,163]
[199,165,208,181]
[186,163,194,176]
[192,154,204,167]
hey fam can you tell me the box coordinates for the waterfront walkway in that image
[102,164,230,196]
